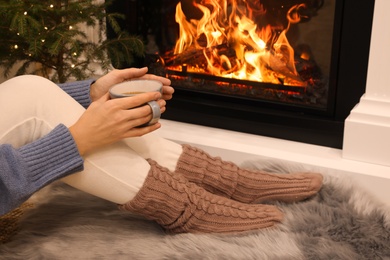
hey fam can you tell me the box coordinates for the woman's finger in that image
[109,92,162,110]
[123,122,162,138]
[139,72,171,85]
[121,99,166,123]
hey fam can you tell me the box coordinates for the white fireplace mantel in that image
[343,0,390,167]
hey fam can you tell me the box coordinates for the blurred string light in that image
[14,4,77,65]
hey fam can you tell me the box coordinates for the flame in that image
[172,0,307,86]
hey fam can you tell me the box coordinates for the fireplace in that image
[107,0,375,148]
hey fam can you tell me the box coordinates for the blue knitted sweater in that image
[0,79,94,215]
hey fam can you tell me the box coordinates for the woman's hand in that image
[90,67,174,102]
[69,91,166,156]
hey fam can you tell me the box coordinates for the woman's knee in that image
[0,75,61,96]
[0,75,71,113]
[0,75,81,127]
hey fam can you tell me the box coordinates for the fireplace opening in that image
[155,0,331,111]
[107,0,375,148]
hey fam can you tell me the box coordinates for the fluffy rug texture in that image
[1,159,389,260]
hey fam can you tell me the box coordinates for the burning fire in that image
[171,0,308,87]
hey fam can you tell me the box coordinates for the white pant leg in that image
[123,134,183,172]
[0,75,150,204]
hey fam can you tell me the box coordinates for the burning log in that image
[163,43,307,86]
[165,44,236,67]
[261,52,307,86]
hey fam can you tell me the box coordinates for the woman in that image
[0,67,322,233]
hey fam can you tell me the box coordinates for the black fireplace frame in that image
[108,0,375,148]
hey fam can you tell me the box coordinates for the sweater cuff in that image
[58,79,95,108]
[17,124,84,191]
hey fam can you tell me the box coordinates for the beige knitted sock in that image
[175,144,323,204]
[120,160,283,234]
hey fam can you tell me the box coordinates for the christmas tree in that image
[0,0,145,83]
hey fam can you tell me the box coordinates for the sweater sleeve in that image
[57,79,95,108]
[0,124,84,215]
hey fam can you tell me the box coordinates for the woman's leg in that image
[0,75,150,204]
[0,75,284,233]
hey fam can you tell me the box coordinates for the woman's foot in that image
[120,160,283,234]
[175,144,323,204]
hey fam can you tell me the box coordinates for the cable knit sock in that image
[120,160,283,234]
[175,144,323,204]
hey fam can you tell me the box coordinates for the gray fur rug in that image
[1,159,390,260]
